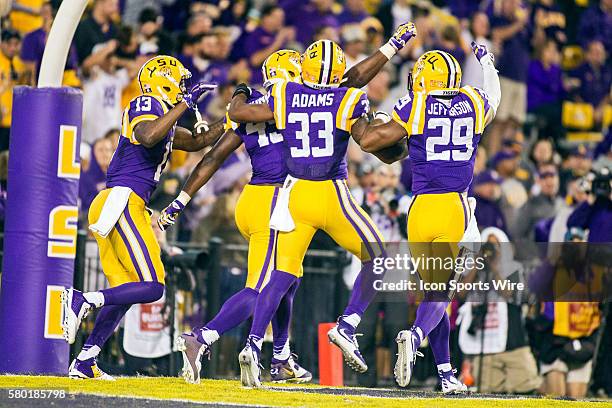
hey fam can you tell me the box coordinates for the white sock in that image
[342,313,361,329]
[77,345,101,361]
[437,363,452,373]
[273,340,291,361]
[199,328,219,345]
[412,326,424,343]
[250,336,263,351]
[83,292,105,308]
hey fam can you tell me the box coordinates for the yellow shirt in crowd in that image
[0,52,26,128]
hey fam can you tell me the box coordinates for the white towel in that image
[270,175,298,232]
[459,197,481,253]
[89,186,133,238]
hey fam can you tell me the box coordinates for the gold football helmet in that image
[138,55,192,106]
[301,40,346,89]
[262,49,302,89]
[410,50,462,96]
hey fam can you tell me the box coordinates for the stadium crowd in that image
[0,0,610,398]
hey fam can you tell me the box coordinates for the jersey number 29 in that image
[426,117,474,162]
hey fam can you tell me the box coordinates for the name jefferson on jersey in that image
[106,94,175,202]
[393,86,492,195]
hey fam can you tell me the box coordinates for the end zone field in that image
[0,376,608,407]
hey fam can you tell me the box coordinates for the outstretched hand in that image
[183,82,217,109]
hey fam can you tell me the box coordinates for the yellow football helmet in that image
[262,49,302,89]
[301,40,346,89]
[138,55,192,106]
[410,50,462,96]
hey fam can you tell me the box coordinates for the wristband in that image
[379,43,397,60]
[177,191,192,206]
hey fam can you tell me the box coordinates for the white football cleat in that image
[176,332,210,384]
[238,344,262,388]
[327,324,368,373]
[439,368,468,394]
[61,288,91,345]
[394,329,423,387]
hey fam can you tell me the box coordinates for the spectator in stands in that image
[137,8,175,56]
[529,138,557,169]
[491,150,528,228]
[9,0,43,35]
[538,299,600,398]
[567,40,611,125]
[459,227,540,394]
[462,11,492,89]
[282,0,338,46]
[435,24,468,66]
[79,134,115,218]
[337,0,368,26]
[512,163,565,243]
[19,2,80,87]
[530,0,567,48]
[577,0,612,52]
[342,24,367,70]
[244,5,294,85]
[472,170,508,234]
[489,0,531,155]
[81,42,135,144]
[559,145,592,197]
[0,30,26,152]
[527,39,564,140]
[74,0,119,74]
[122,0,174,27]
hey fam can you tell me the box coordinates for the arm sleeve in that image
[336,88,369,132]
[126,96,166,143]
[480,54,501,117]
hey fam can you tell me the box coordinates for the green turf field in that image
[0,376,609,407]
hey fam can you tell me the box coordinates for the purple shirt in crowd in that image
[527,60,563,111]
[280,0,339,45]
[577,5,612,52]
[79,149,107,213]
[20,28,79,78]
[490,13,531,82]
[244,27,283,85]
[569,62,612,107]
[336,8,368,26]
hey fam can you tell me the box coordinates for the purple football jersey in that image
[268,81,369,181]
[226,90,287,184]
[106,94,175,202]
[392,87,491,195]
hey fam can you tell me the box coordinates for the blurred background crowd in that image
[0,0,610,399]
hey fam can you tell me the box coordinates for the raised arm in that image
[471,42,501,126]
[228,84,274,123]
[157,129,243,230]
[172,119,225,152]
[343,22,417,89]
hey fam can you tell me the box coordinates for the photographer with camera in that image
[458,227,540,393]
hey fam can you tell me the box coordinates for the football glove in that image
[471,41,494,64]
[183,82,217,109]
[158,199,186,231]
[232,83,252,99]
[388,22,417,52]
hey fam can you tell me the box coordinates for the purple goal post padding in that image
[0,87,82,374]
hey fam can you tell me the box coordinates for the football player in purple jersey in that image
[60,55,220,380]
[227,23,417,387]
[157,22,418,386]
[355,43,501,393]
